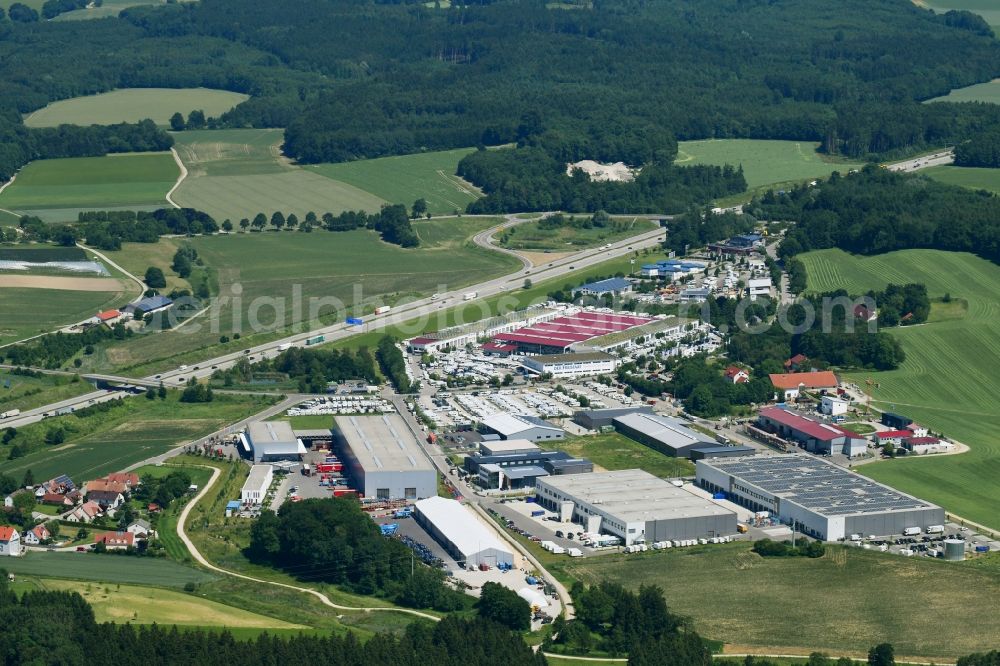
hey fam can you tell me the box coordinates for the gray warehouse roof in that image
[614,412,715,450]
[698,454,940,517]
[481,412,562,437]
[334,414,435,473]
[537,469,734,523]
[246,421,305,457]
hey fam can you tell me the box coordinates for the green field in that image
[0,392,275,482]
[0,287,130,346]
[675,139,862,191]
[0,370,93,413]
[1,551,216,587]
[23,88,248,128]
[550,432,695,479]
[497,217,656,251]
[798,248,1000,529]
[926,78,1000,104]
[307,148,481,216]
[0,154,177,216]
[923,164,1000,193]
[171,129,387,221]
[564,543,1000,659]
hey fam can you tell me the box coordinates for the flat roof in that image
[480,439,541,454]
[613,412,715,450]
[481,412,562,436]
[525,352,615,364]
[698,454,940,516]
[537,469,734,523]
[334,414,434,474]
[242,464,272,490]
[414,496,513,559]
[247,421,296,444]
[759,407,861,441]
[502,465,549,480]
[579,277,631,292]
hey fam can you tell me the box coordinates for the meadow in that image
[675,139,861,191]
[926,77,1000,104]
[307,148,481,216]
[23,88,249,128]
[798,248,1000,529]
[497,217,657,251]
[0,153,177,218]
[171,129,386,221]
[1,551,216,587]
[0,287,130,346]
[549,432,694,479]
[923,164,1000,193]
[564,542,1000,659]
[0,392,275,481]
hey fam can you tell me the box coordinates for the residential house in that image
[95,309,123,326]
[85,479,128,496]
[94,531,134,550]
[87,489,124,510]
[783,353,809,371]
[40,492,74,508]
[906,423,929,438]
[69,501,102,523]
[724,366,750,384]
[37,475,75,497]
[0,526,21,556]
[854,305,877,322]
[126,519,153,538]
[104,472,141,489]
[4,489,30,509]
[768,371,838,401]
[23,524,50,546]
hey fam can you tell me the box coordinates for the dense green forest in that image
[755,167,1000,263]
[3,0,1000,188]
[954,128,1000,167]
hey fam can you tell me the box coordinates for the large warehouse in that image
[333,414,436,501]
[242,421,307,463]
[757,407,868,457]
[572,406,654,431]
[491,311,657,354]
[534,469,737,545]
[521,352,618,378]
[481,413,564,442]
[613,412,718,459]
[696,454,945,541]
[414,496,514,568]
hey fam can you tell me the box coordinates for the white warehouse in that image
[522,352,618,378]
[414,496,514,568]
[240,464,273,506]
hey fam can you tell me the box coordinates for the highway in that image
[1,220,666,429]
[886,149,954,172]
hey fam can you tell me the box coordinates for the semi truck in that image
[0,409,20,420]
[347,317,363,326]
[463,291,477,300]
[375,306,391,315]
[277,343,292,352]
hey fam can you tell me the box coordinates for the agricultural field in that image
[1,551,216,587]
[497,216,656,251]
[0,287,130,346]
[23,88,248,128]
[0,154,178,221]
[307,148,481,216]
[564,542,1000,659]
[675,139,862,191]
[0,392,275,482]
[0,370,93,414]
[549,432,694,479]
[923,164,1000,193]
[171,129,386,221]
[798,248,1000,529]
[926,78,1000,104]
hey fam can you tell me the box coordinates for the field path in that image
[176,464,441,622]
[80,243,146,304]
[166,147,188,209]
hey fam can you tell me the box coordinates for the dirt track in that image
[0,275,125,291]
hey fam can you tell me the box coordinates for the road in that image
[886,149,954,172]
[6,219,666,429]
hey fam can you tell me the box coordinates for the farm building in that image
[757,407,867,457]
[874,430,912,446]
[881,412,913,430]
[612,412,717,459]
[95,309,123,326]
[414,496,514,568]
[577,277,633,296]
[768,370,838,400]
[479,439,540,457]
[534,469,737,546]
[242,421,306,463]
[521,351,618,378]
[901,437,954,455]
[240,465,274,505]
[125,295,173,316]
[696,454,945,541]
[333,414,436,501]
[572,406,653,430]
[481,413,564,442]
[820,395,849,416]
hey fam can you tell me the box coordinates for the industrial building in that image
[479,439,540,457]
[572,406,653,431]
[240,465,273,505]
[491,311,657,355]
[481,413,564,442]
[407,307,560,353]
[746,277,772,298]
[465,449,593,490]
[696,454,945,541]
[414,496,514,567]
[612,412,718,459]
[820,395,849,416]
[577,277,633,296]
[534,469,738,546]
[639,259,706,280]
[689,445,756,461]
[757,407,867,457]
[242,421,307,463]
[521,352,618,378]
[333,414,436,500]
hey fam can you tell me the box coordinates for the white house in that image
[0,526,22,556]
[820,395,849,416]
[746,277,772,299]
[126,519,153,538]
[906,423,929,438]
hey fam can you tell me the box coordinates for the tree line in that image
[377,335,416,393]
[224,345,378,393]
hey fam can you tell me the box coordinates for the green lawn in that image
[0,287,130,346]
[0,154,177,213]
[23,89,248,128]
[675,139,862,191]
[549,432,694,479]
[307,148,481,216]
[0,392,276,482]
[923,164,1000,194]
[497,217,657,251]
[171,129,387,221]
[798,248,1000,529]
[564,542,1000,660]
[1,551,216,587]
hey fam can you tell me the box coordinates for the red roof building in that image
[875,430,913,440]
[96,309,121,322]
[493,311,655,354]
[94,531,134,549]
[0,526,17,541]
[724,366,750,384]
[104,472,141,487]
[769,371,838,399]
[757,407,867,457]
[784,353,809,369]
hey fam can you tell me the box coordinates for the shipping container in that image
[305,335,325,346]
[347,317,363,326]
[530,510,545,517]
